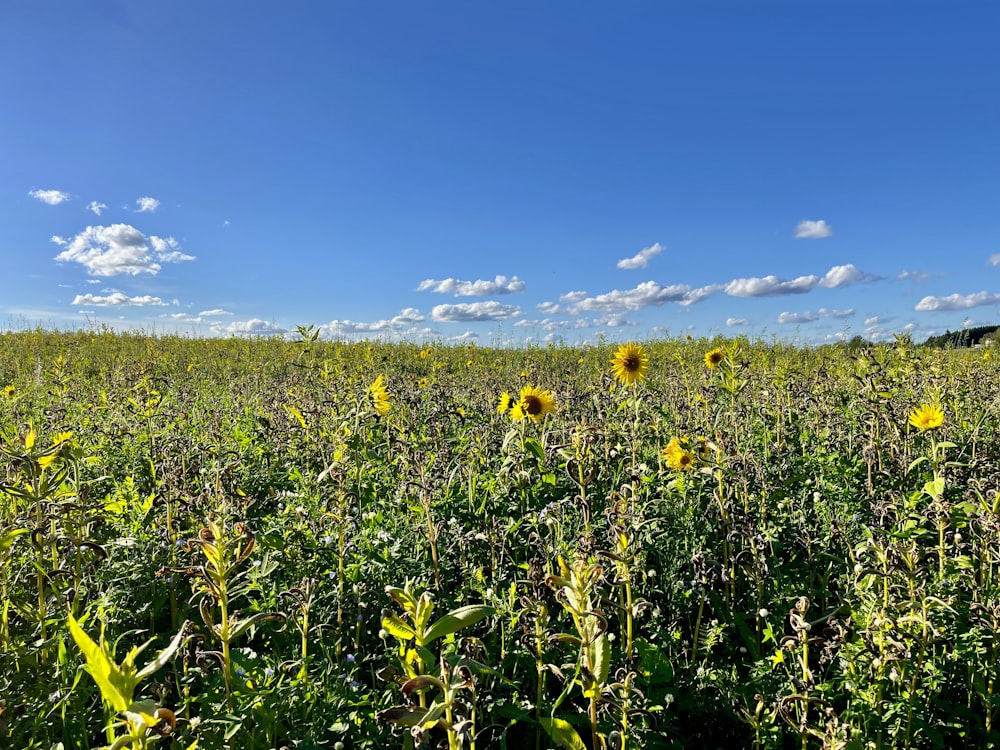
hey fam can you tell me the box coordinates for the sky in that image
[1,1,998,345]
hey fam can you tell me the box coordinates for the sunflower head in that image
[704,348,725,369]
[661,436,695,471]
[368,375,391,416]
[497,391,512,414]
[2,385,14,399]
[514,385,555,422]
[908,403,944,432]
[610,342,649,386]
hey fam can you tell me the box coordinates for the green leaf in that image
[67,613,134,712]
[376,707,430,728]
[135,624,188,682]
[0,527,27,554]
[228,612,284,643]
[589,632,611,687]
[924,476,945,498]
[524,438,545,461]
[423,605,495,645]
[539,717,588,750]
[381,613,416,641]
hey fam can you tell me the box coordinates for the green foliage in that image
[1,329,1000,748]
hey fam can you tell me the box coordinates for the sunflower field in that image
[2,328,999,749]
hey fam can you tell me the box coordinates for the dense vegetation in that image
[1,328,999,749]
[922,325,998,350]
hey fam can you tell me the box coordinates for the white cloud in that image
[794,220,833,239]
[198,308,233,317]
[777,311,819,324]
[572,281,698,312]
[864,316,881,325]
[135,196,160,213]
[449,330,479,342]
[29,189,70,205]
[680,284,724,306]
[726,274,819,297]
[87,201,107,216]
[724,265,877,298]
[726,317,749,327]
[820,264,880,288]
[318,308,427,337]
[216,318,286,335]
[417,275,525,296]
[514,318,568,331]
[616,242,664,270]
[52,224,194,276]
[72,292,166,307]
[430,301,521,322]
[559,291,589,303]
[898,269,931,282]
[536,301,561,314]
[915,291,1000,312]
[777,308,855,325]
[988,254,1000,267]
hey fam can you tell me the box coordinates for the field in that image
[1,328,998,749]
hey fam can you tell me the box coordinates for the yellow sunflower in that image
[368,375,391,416]
[704,348,725,368]
[497,391,512,414]
[513,385,555,422]
[610,342,649,386]
[661,437,695,471]
[908,403,943,432]
[2,385,14,399]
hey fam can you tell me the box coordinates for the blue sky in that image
[2,1,997,345]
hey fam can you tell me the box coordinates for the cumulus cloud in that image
[72,292,166,307]
[724,265,877,298]
[417,275,525,296]
[820,264,880,288]
[318,308,427,337]
[572,281,699,312]
[52,224,194,276]
[135,196,160,213]
[777,308,855,325]
[87,201,107,216]
[726,274,819,297]
[198,308,233,317]
[988,254,1000,267]
[794,220,834,239]
[726,318,749,327]
[430,301,521,322]
[216,318,286,335]
[559,291,589,303]
[29,189,70,205]
[514,318,568,332]
[915,291,1000,312]
[536,301,561,314]
[776,311,819,325]
[616,242,664,270]
[898,269,931,282]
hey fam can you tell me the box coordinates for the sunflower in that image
[368,375,391,416]
[497,391,512,414]
[2,385,14,399]
[610,342,649,386]
[513,385,555,422]
[908,403,943,431]
[661,437,695,471]
[704,348,725,368]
